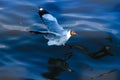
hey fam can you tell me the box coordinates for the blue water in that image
[0,0,120,80]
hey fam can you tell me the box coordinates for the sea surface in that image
[0,0,120,80]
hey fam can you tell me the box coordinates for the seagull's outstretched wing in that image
[42,14,64,34]
[28,30,49,35]
[28,30,61,38]
[38,8,64,34]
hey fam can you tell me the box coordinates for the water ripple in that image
[0,0,120,80]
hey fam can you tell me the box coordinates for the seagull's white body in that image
[42,14,71,46]
[46,30,71,46]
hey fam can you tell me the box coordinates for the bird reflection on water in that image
[42,52,73,80]
[68,31,118,60]
[28,30,120,80]
[70,45,113,59]
[88,45,113,59]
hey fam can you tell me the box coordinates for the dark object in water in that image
[42,57,73,80]
[105,37,113,42]
[48,58,73,72]
[42,66,62,80]
[74,45,89,52]
[63,52,73,60]
[89,45,113,59]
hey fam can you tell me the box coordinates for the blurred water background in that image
[0,0,120,80]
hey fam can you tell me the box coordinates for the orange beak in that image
[70,30,77,35]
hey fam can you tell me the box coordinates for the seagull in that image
[29,8,77,46]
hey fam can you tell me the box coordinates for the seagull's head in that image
[70,30,77,36]
[38,8,49,19]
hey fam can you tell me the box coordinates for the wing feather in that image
[28,30,49,34]
[42,14,64,34]
[28,30,61,40]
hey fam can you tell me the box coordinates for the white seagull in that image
[29,8,77,46]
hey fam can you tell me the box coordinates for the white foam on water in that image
[62,20,118,34]
[0,44,8,48]
[46,0,55,2]
[1,23,29,31]
[0,7,4,10]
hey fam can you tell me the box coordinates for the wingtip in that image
[38,8,49,18]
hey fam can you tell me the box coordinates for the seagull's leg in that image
[63,44,73,49]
